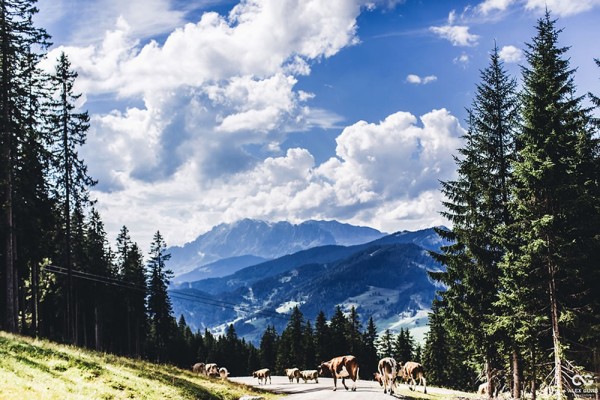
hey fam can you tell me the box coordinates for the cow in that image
[398,361,427,394]
[205,363,219,377]
[377,357,398,395]
[300,370,319,383]
[374,372,383,385]
[219,367,229,380]
[192,362,205,375]
[252,368,271,385]
[318,355,359,391]
[285,368,301,383]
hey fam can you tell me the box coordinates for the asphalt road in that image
[230,375,474,399]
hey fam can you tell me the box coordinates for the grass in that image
[0,331,279,400]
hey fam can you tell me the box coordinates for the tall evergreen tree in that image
[346,306,362,356]
[276,306,306,372]
[376,329,395,359]
[259,324,278,370]
[0,0,50,333]
[47,52,95,343]
[82,209,112,350]
[314,311,330,363]
[430,44,518,398]
[146,231,176,362]
[500,12,600,395]
[117,228,147,357]
[329,306,348,357]
[361,317,379,377]
[393,328,415,363]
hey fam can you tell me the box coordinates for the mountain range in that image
[168,219,449,344]
[168,219,386,279]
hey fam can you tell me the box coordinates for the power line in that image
[42,264,290,321]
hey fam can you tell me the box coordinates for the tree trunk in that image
[549,264,563,397]
[485,359,494,400]
[531,346,537,400]
[94,304,101,351]
[513,348,521,399]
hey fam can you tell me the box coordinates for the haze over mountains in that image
[168,219,449,344]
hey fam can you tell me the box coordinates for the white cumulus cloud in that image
[524,0,600,17]
[406,74,438,84]
[499,45,523,63]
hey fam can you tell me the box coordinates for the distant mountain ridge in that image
[169,225,449,344]
[168,219,386,278]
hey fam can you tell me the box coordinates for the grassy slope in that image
[0,331,278,400]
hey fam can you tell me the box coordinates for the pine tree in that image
[329,306,348,356]
[303,320,316,370]
[1,0,50,333]
[314,311,330,362]
[259,325,278,370]
[47,52,95,343]
[276,306,306,372]
[146,231,176,362]
[501,12,600,396]
[394,328,415,363]
[376,329,395,359]
[115,226,147,356]
[430,44,518,398]
[361,317,379,377]
[346,306,362,356]
[83,209,112,350]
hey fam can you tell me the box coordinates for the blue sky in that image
[34,0,600,250]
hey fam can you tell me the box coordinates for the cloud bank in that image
[38,0,467,248]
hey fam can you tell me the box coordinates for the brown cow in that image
[192,362,205,375]
[398,361,427,394]
[378,357,398,395]
[252,368,271,385]
[285,368,301,383]
[318,355,359,391]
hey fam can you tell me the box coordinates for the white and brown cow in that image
[218,367,229,380]
[398,361,427,394]
[285,368,301,383]
[300,370,319,383]
[252,368,271,385]
[205,363,219,377]
[192,362,205,375]
[377,357,398,395]
[318,355,359,391]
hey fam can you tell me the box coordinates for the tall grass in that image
[0,331,277,400]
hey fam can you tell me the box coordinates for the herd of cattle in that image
[191,355,427,395]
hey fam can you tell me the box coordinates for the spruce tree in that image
[146,231,176,362]
[329,306,348,356]
[259,324,278,370]
[47,52,95,343]
[501,12,600,395]
[430,44,518,398]
[314,310,330,362]
[376,329,395,359]
[361,317,379,376]
[394,328,415,363]
[1,0,50,333]
[276,306,306,372]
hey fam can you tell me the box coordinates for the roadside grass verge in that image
[0,331,279,400]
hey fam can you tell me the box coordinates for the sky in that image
[34,0,600,251]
